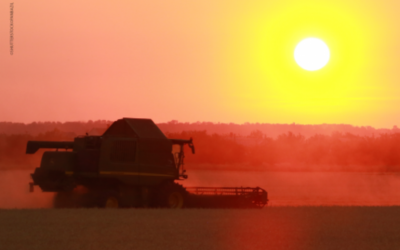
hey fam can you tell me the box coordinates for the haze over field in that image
[2,2,400,250]
[1,0,400,208]
[1,170,400,208]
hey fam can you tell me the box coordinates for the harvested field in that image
[0,207,400,250]
[1,170,400,249]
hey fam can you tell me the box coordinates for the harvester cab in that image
[171,138,195,179]
[26,118,268,208]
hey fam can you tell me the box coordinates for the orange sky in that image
[1,0,400,128]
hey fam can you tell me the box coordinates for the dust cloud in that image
[0,170,54,208]
[179,170,400,206]
[1,170,400,208]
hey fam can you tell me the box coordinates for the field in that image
[1,170,400,249]
[0,207,400,250]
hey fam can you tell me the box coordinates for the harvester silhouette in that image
[27,118,268,208]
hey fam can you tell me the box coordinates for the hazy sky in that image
[2,0,400,128]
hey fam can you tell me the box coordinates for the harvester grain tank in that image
[27,118,268,208]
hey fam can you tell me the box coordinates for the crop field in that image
[1,207,400,250]
[1,170,400,249]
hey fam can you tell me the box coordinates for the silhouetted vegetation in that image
[158,120,400,138]
[0,120,109,136]
[1,121,400,171]
[0,129,76,169]
[1,120,399,138]
[167,131,400,171]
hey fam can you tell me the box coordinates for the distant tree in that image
[248,130,264,139]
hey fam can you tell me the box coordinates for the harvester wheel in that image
[105,196,119,208]
[253,200,267,209]
[99,191,120,208]
[158,183,187,209]
[53,191,75,208]
[53,186,99,208]
[168,191,184,208]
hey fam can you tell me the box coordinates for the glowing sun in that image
[294,38,330,71]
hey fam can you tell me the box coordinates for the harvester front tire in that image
[54,186,97,208]
[99,191,120,208]
[105,196,119,208]
[158,183,187,209]
[53,192,75,208]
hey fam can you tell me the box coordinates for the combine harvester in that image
[27,118,268,208]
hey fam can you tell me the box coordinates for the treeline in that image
[167,131,400,172]
[0,129,76,169]
[158,121,400,138]
[1,120,400,138]
[0,120,110,136]
[2,129,400,172]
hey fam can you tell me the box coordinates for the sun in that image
[294,38,330,71]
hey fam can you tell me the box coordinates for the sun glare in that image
[220,1,377,123]
[294,38,330,71]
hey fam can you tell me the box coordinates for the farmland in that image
[0,207,400,250]
[1,170,400,249]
